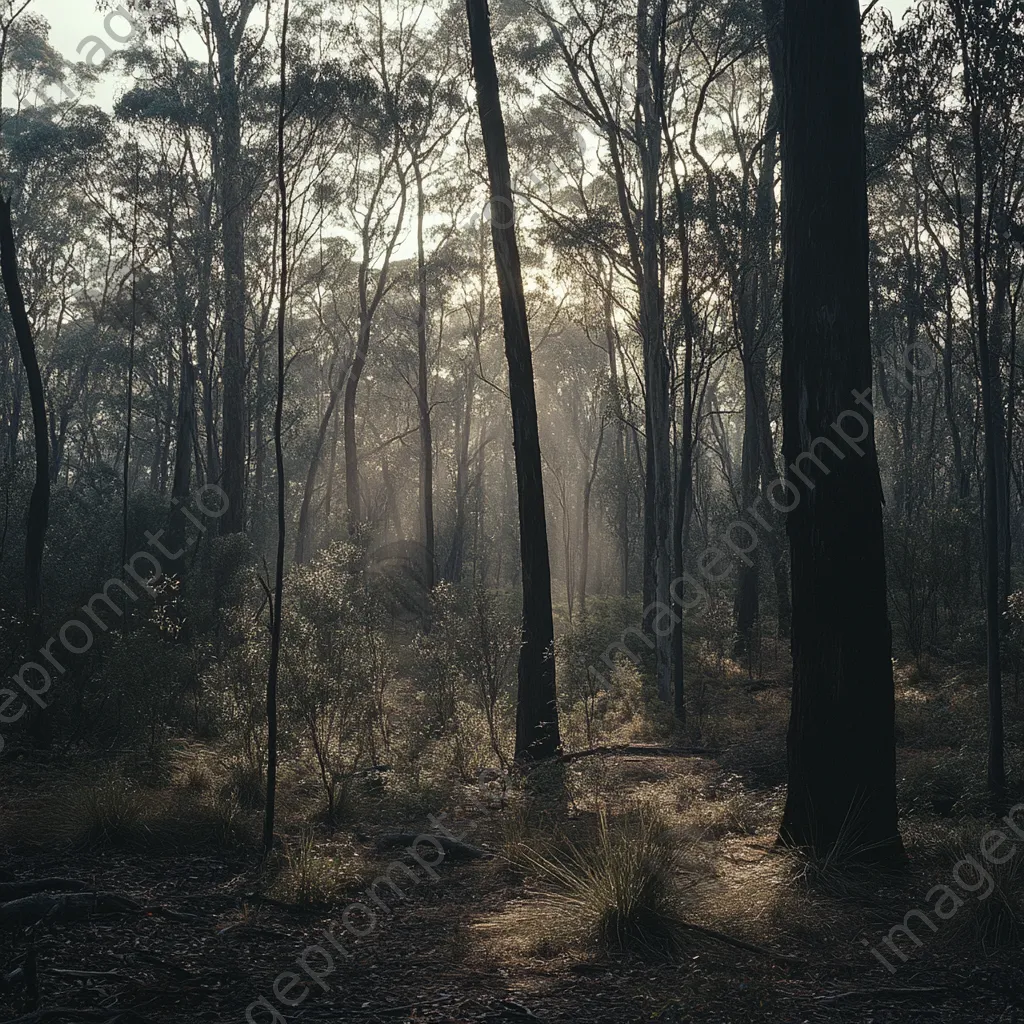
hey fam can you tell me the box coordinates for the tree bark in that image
[444,362,475,583]
[637,0,672,701]
[168,339,196,557]
[264,0,289,859]
[414,160,436,591]
[577,419,605,618]
[0,198,47,620]
[344,318,370,525]
[777,0,903,861]
[208,0,256,534]
[465,0,561,762]
[295,364,345,564]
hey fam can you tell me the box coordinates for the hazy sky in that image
[27,0,916,111]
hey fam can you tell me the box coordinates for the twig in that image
[816,986,947,1004]
[0,880,88,901]
[551,744,715,766]
[2,1010,151,1024]
[377,833,492,860]
[678,921,804,962]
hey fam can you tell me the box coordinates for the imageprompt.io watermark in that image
[0,483,228,753]
[586,340,938,686]
[27,4,143,110]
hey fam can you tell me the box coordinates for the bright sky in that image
[30,0,916,111]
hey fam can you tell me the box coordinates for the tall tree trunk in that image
[734,102,781,657]
[264,0,289,859]
[577,420,605,619]
[0,199,47,619]
[413,160,436,590]
[733,359,761,658]
[466,0,561,762]
[169,336,196,556]
[777,0,902,861]
[637,0,671,701]
[195,189,219,486]
[123,150,139,572]
[209,0,254,534]
[670,200,695,726]
[602,271,630,596]
[473,423,488,586]
[343,320,369,526]
[445,362,475,582]
[951,0,1003,798]
[939,247,969,501]
[295,369,344,564]
[991,243,1012,606]
[323,394,341,527]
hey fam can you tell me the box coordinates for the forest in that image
[0,0,1022,1020]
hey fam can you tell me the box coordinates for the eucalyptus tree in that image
[777,0,902,860]
[466,0,561,761]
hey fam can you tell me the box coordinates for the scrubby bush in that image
[281,543,394,822]
[415,584,519,771]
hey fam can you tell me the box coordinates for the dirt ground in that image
[2,660,1024,1024]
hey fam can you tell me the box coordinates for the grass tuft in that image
[518,801,692,954]
[272,828,356,908]
[76,778,149,849]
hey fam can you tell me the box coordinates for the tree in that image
[777,0,902,862]
[949,0,1006,800]
[0,1,47,621]
[465,0,561,762]
[206,0,260,535]
[263,0,289,860]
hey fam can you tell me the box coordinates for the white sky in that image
[30,0,915,110]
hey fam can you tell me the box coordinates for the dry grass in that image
[2,773,257,854]
[936,830,1024,950]
[76,778,150,848]
[222,762,266,810]
[269,828,360,908]
[514,801,697,955]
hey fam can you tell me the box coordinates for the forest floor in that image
[2,655,1024,1023]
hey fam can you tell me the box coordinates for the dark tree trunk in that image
[344,320,369,525]
[264,0,289,860]
[951,0,1004,798]
[637,0,672,701]
[663,97,697,725]
[602,272,630,596]
[169,339,196,556]
[577,420,605,619]
[295,370,344,564]
[733,358,761,659]
[445,363,475,584]
[209,0,255,535]
[323,394,341,527]
[123,153,139,573]
[465,0,561,762]
[777,0,902,862]
[733,96,782,660]
[414,162,436,591]
[0,198,47,620]
[195,189,219,486]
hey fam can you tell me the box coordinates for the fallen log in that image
[0,892,194,933]
[816,986,947,1004]
[0,892,141,932]
[550,744,714,766]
